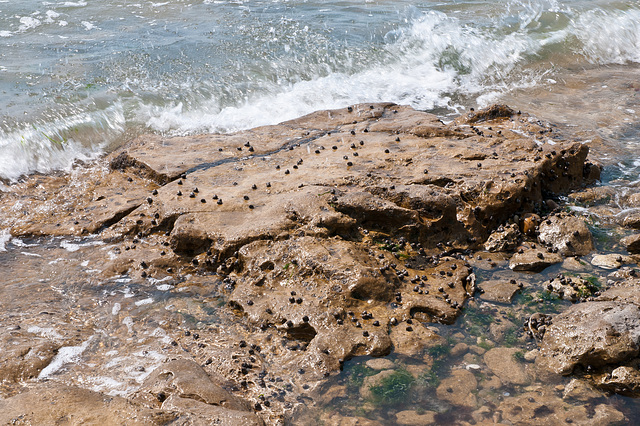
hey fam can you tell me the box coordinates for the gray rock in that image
[537,301,640,375]
[484,223,521,252]
[538,213,594,256]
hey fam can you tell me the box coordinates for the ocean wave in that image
[0,105,124,181]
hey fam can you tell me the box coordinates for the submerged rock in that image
[436,368,478,408]
[496,390,625,425]
[484,347,530,385]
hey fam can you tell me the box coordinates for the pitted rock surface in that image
[0,104,599,424]
[536,301,640,375]
[537,213,594,256]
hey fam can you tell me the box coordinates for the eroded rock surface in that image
[0,104,599,424]
[536,301,640,375]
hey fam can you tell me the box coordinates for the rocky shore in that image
[0,103,637,424]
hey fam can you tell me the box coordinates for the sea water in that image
[1,0,639,181]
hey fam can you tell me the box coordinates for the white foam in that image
[18,17,41,32]
[574,8,640,64]
[38,338,91,379]
[27,325,63,340]
[0,229,10,252]
[81,21,96,31]
[144,10,548,135]
[112,302,121,315]
[0,104,123,182]
[60,240,80,252]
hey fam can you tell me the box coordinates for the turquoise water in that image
[0,0,639,180]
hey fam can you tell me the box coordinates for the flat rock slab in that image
[478,280,520,304]
[0,383,175,425]
[484,347,530,385]
[436,368,478,408]
[509,248,563,272]
[496,390,625,425]
[536,301,640,376]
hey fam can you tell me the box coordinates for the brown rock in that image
[360,369,395,400]
[568,186,616,206]
[161,394,264,425]
[484,347,530,385]
[390,321,444,358]
[563,378,605,401]
[0,383,175,425]
[621,234,640,254]
[509,248,563,272]
[521,213,541,236]
[484,223,521,252]
[134,359,251,412]
[537,213,594,256]
[591,253,633,269]
[536,301,640,375]
[395,410,437,425]
[436,369,478,408]
[497,391,625,425]
[365,358,395,370]
[622,212,640,229]
[478,280,520,304]
[594,366,640,396]
[596,279,640,305]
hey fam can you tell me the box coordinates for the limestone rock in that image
[0,383,175,425]
[360,369,395,400]
[568,186,616,206]
[395,410,437,425]
[563,378,605,401]
[509,248,562,272]
[537,213,594,256]
[484,347,530,385]
[161,394,264,426]
[591,253,633,269]
[389,321,444,358]
[436,369,478,408]
[621,234,640,254]
[484,223,521,252]
[596,280,640,305]
[497,391,625,425]
[478,280,520,304]
[622,211,640,229]
[594,366,640,396]
[134,359,251,412]
[365,358,395,370]
[536,301,640,375]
